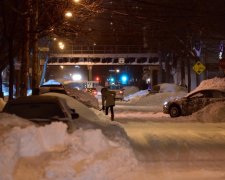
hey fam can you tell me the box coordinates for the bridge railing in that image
[50,45,151,54]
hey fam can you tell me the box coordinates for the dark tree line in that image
[0,0,102,99]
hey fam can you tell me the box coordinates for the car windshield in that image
[5,102,66,119]
[109,85,123,90]
[188,92,204,98]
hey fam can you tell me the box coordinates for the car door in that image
[185,91,207,115]
[208,90,225,104]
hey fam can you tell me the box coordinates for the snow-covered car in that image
[83,88,97,96]
[37,84,68,95]
[108,85,124,100]
[163,89,225,117]
[2,95,79,131]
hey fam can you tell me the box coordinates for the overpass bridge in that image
[40,45,161,82]
[42,45,159,65]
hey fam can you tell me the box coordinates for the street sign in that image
[86,81,93,88]
[193,61,206,75]
[118,58,125,63]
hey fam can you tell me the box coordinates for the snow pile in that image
[123,86,139,96]
[65,87,99,109]
[43,79,62,85]
[0,113,33,128]
[186,101,225,122]
[158,83,187,93]
[0,116,137,180]
[124,90,149,101]
[190,77,225,94]
[124,84,187,106]
[136,91,187,106]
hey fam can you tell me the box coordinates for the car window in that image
[212,91,225,98]
[202,91,213,98]
[5,102,66,119]
[189,92,204,98]
[109,85,123,90]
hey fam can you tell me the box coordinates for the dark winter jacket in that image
[101,88,116,107]
[105,90,116,107]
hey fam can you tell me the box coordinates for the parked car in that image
[163,89,225,118]
[2,95,79,132]
[34,84,68,95]
[83,88,97,96]
[108,84,124,100]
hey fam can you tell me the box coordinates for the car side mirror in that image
[71,112,79,119]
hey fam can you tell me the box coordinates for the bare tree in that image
[0,0,102,97]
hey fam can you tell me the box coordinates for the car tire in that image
[169,105,181,118]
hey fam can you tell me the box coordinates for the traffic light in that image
[120,74,128,84]
[96,76,100,81]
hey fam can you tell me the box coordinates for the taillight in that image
[93,91,97,95]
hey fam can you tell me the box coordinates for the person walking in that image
[101,87,116,121]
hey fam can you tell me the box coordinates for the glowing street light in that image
[65,11,73,18]
[58,41,65,49]
[72,74,82,81]
[73,0,80,3]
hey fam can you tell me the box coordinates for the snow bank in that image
[124,90,149,102]
[65,87,99,109]
[0,113,33,128]
[184,101,225,122]
[158,83,187,93]
[189,77,225,95]
[43,79,61,85]
[124,86,187,106]
[0,114,137,180]
[123,86,139,96]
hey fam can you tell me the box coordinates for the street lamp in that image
[58,41,65,50]
[65,11,73,18]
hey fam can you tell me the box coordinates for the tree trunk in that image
[165,54,170,83]
[20,0,30,97]
[158,51,163,83]
[31,33,39,92]
[180,59,185,86]
[187,57,191,92]
[31,0,40,95]
[8,38,14,100]
[0,70,3,98]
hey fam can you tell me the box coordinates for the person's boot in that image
[111,114,114,121]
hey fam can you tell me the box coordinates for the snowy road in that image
[113,103,225,179]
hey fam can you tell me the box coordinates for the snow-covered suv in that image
[3,95,79,132]
[163,89,225,117]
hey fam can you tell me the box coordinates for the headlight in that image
[163,101,168,106]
